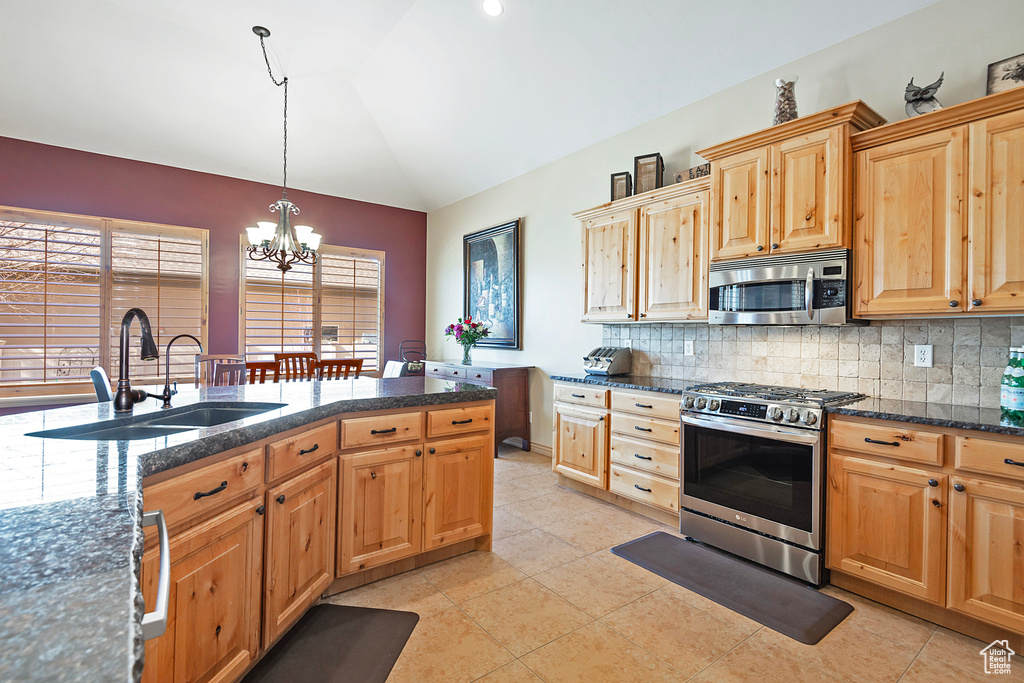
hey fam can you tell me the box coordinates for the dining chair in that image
[318,358,363,380]
[274,352,318,381]
[247,360,279,385]
[195,354,245,386]
[212,362,247,387]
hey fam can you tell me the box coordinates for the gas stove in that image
[681,381,865,431]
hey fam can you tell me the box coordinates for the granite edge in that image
[548,374,685,395]
[826,406,1024,436]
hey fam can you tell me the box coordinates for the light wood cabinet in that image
[141,500,263,683]
[581,208,638,322]
[422,435,490,550]
[552,402,608,489]
[771,127,844,253]
[263,458,337,646]
[710,147,770,260]
[638,189,709,320]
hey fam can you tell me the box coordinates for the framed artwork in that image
[610,172,632,201]
[988,52,1024,95]
[633,153,664,194]
[463,219,521,349]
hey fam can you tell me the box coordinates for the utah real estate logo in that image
[980,640,1015,675]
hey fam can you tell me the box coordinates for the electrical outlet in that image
[624,338,633,349]
[528,412,533,424]
[914,344,933,368]
[685,340,694,356]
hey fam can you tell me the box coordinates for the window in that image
[0,207,208,397]
[241,243,383,371]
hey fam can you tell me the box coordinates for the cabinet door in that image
[710,147,769,260]
[264,459,337,646]
[638,190,709,320]
[948,476,1024,632]
[967,109,1024,313]
[853,127,966,316]
[338,445,422,575]
[423,435,490,550]
[581,209,638,322]
[552,404,608,489]
[827,455,946,604]
[771,127,844,253]
[141,501,263,683]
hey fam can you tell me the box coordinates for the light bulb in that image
[306,233,322,251]
[246,227,263,246]
[294,225,314,243]
[482,0,503,17]
[257,221,277,241]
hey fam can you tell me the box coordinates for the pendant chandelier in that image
[245,26,322,273]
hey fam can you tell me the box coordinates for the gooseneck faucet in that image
[113,308,159,413]
[155,334,203,409]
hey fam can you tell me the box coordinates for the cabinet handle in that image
[371,471,377,479]
[640,313,647,318]
[241,461,248,472]
[298,443,319,456]
[864,437,900,447]
[756,245,764,251]
[634,484,652,493]
[193,481,228,501]
[635,402,653,409]
[429,447,436,454]
[626,313,632,319]
[928,479,938,487]
[972,299,982,306]
[771,243,780,250]
[276,494,286,504]
[634,426,653,432]
[475,374,482,378]
[949,300,959,308]
[256,504,265,516]
[415,450,422,457]
[953,483,965,493]
[452,418,474,425]
[140,510,169,641]
[571,393,585,398]
[932,500,942,508]
[634,454,653,461]
[371,427,397,435]
[1004,458,1024,468]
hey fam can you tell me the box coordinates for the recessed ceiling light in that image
[482,0,504,17]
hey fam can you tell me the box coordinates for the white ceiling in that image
[0,0,939,212]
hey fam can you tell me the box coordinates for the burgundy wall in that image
[0,135,426,367]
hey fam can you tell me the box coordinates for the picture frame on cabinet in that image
[633,153,664,194]
[463,218,521,349]
[674,163,710,184]
[987,51,1024,95]
[611,172,632,201]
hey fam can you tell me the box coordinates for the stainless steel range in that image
[679,382,864,585]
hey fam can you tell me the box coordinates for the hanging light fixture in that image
[245,25,322,273]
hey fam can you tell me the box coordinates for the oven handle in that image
[680,413,821,445]
[805,270,814,321]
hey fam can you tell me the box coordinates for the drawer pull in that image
[928,479,938,487]
[241,461,248,472]
[634,454,653,461]
[475,374,482,378]
[864,437,900,447]
[954,483,965,493]
[371,471,377,479]
[635,402,653,409]
[276,494,286,504]
[452,418,474,425]
[634,484,652,493]
[932,500,942,508]
[298,443,319,456]
[1004,458,1024,468]
[571,393,585,398]
[635,426,653,432]
[193,481,228,501]
[371,427,397,435]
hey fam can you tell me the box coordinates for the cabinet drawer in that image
[425,362,447,378]
[955,436,1024,483]
[340,412,422,449]
[143,448,264,533]
[611,390,680,421]
[554,384,609,408]
[427,405,492,438]
[266,421,338,482]
[610,435,679,480]
[463,368,492,384]
[611,413,680,445]
[830,419,943,465]
[609,465,679,512]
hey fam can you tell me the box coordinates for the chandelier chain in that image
[258,34,288,199]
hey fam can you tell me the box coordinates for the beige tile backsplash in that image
[602,319,1024,408]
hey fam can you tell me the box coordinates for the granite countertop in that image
[827,397,1024,436]
[0,377,497,683]
[549,374,688,395]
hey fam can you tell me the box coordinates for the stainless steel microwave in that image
[708,248,855,325]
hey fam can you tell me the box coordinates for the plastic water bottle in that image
[1001,348,1024,426]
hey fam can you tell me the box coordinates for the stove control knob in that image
[696,398,708,410]
[802,411,818,426]
[769,407,783,421]
[708,399,720,411]
[786,408,800,423]
[683,395,695,409]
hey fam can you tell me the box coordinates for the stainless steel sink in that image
[144,403,286,427]
[25,423,195,441]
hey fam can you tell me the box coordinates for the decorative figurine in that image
[772,76,798,125]
[904,72,944,117]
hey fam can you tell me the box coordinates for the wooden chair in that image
[274,352,317,381]
[247,360,279,385]
[318,358,363,380]
[212,362,247,387]
[195,354,245,386]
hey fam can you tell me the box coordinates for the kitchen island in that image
[0,377,497,683]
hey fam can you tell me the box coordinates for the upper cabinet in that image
[852,87,1024,317]
[698,101,885,262]
[580,208,638,322]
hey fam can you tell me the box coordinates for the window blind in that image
[320,249,382,371]
[242,257,315,361]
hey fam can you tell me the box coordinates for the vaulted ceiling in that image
[0,0,939,211]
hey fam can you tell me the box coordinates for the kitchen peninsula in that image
[0,377,496,683]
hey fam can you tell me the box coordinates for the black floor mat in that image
[611,531,852,645]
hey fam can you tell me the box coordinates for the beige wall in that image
[425,0,1024,449]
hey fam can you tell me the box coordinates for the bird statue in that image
[905,72,944,117]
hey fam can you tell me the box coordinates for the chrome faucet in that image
[113,308,159,413]
[155,334,203,409]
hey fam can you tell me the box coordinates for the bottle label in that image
[1002,386,1024,411]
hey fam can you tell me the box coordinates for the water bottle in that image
[1002,348,1024,426]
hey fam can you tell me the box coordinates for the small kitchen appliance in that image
[583,346,632,376]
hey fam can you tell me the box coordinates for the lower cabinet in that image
[552,403,608,489]
[141,500,264,683]
[423,435,489,550]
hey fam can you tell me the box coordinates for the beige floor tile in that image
[419,551,527,603]
[460,579,592,657]
[899,655,992,683]
[820,586,936,650]
[513,472,564,495]
[533,554,658,618]
[541,512,643,552]
[540,487,615,513]
[911,627,1024,681]
[601,590,759,677]
[588,548,670,587]
[493,479,542,507]
[499,495,583,529]
[492,528,587,575]
[328,571,454,616]
[473,659,543,682]
[495,458,544,481]
[656,582,762,632]
[386,605,514,683]
[520,621,682,683]
[692,628,843,683]
[492,507,537,541]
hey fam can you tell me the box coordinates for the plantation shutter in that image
[242,257,315,361]
[320,247,382,371]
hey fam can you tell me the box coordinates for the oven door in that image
[680,413,822,550]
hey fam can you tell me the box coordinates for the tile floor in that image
[324,444,1021,682]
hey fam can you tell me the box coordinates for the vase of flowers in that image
[444,315,490,365]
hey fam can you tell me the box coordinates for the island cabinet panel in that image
[141,500,263,683]
[422,435,490,550]
[710,147,770,260]
[947,476,1024,633]
[827,454,947,604]
[967,108,1024,313]
[770,127,844,254]
[638,189,709,320]
[853,126,966,317]
[263,459,337,647]
[552,403,608,489]
[266,422,338,483]
[340,411,422,449]
[581,208,638,322]
[338,445,423,575]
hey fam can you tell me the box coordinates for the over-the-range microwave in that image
[708,248,857,326]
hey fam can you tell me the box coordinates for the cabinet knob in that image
[415,449,422,457]
[276,494,286,504]
[971,299,982,306]
[927,479,938,487]
[640,313,646,318]
[756,245,764,252]
[949,300,959,308]
[932,500,942,508]
[371,471,377,479]
[953,483,965,493]
[256,504,265,516]
[429,447,436,454]
[626,313,632,319]
[771,243,779,250]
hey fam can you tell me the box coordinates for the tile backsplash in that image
[602,318,1024,407]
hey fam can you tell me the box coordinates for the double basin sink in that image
[26,402,287,441]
